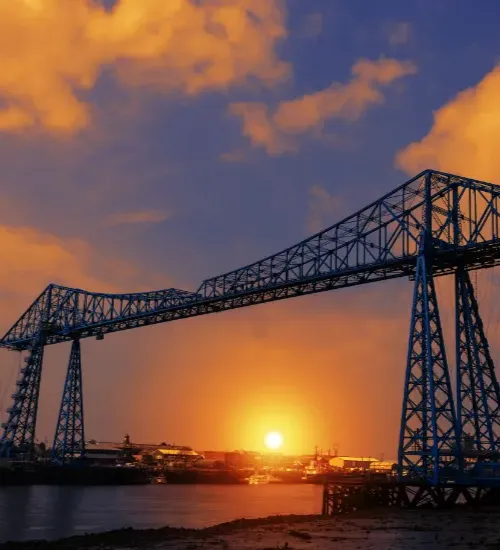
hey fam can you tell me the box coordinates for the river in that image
[0,484,323,542]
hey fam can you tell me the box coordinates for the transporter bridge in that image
[2,169,500,504]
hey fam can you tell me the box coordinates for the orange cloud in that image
[307,185,342,233]
[0,225,107,299]
[396,65,500,183]
[106,209,170,226]
[229,57,417,155]
[0,223,168,332]
[0,0,288,134]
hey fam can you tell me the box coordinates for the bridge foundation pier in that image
[322,480,500,515]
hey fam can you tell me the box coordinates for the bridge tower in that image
[399,173,500,485]
[0,337,45,458]
[455,267,500,458]
[398,253,460,484]
[398,173,461,484]
[52,339,86,464]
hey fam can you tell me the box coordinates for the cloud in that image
[229,57,417,155]
[219,149,249,163]
[0,224,114,343]
[0,0,288,134]
[0,225,109,299]
[307,185,343,233]
[0,223,168,328]
[106,209,170,226]
[396,65,500,183]
[387,22,411,45]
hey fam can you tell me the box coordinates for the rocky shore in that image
[3,508,500,550]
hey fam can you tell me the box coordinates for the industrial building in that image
[152,447,200,466]
[369,461,397,474]
[329,456,379,471]
[84,442,123,465]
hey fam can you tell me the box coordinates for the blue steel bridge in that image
[2,169,500,499]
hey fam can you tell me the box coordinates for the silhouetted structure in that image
[2,170,500,504]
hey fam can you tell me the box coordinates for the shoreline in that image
[3,509,500,550]
[0,514,322,549]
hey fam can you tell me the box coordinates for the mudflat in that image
[2,508,500,550]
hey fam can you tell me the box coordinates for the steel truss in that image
[322,480,500,515]
[4,170,500,352]
[400,483,500,507]
[456,266,500,456]
[0,337,44,457]
[3,169,500,469]
[52,340,86,464]
[399,253,459,484]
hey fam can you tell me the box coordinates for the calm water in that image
[0,484,323,542]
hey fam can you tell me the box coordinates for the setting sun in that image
[264,431,284,451]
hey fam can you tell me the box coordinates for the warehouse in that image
[329,456,379,471]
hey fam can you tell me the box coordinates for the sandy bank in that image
[3,508,500,549]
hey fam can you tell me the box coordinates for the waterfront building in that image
[329,456,379,471]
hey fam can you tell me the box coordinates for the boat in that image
[153,474,167,484]
[268,469,305,483]
[248,474,270,484]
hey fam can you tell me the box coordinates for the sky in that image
[2,0,500,458]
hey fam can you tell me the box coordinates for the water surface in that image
[0,484,323,542]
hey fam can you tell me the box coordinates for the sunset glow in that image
[0,0,498,465]
[264,431,284,451]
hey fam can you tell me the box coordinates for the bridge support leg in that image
[456,267,500,457]
[0,341,45,458]
[398,255,460,484]
[52,339,86,464]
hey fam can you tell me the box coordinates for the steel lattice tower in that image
[0,338,45,457]
[52,339,86,464]
[398,253,460,484]
[455,266,500,456]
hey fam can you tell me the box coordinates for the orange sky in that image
[1,1,500,459]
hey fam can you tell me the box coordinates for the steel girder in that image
[456,267,500,456]
[2,170,500,350]
[0,338,44,457]
[52,340,85,464]
[398,254,459,485]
